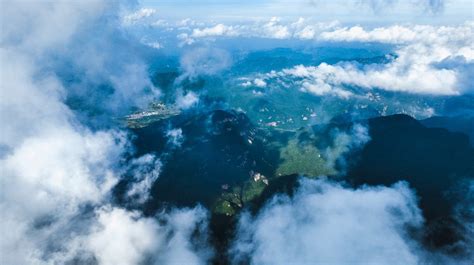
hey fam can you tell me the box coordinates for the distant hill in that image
[348,114,474,249]
[130,110,281,210]
[421,115,474,146]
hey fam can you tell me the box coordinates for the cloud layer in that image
[231,177,474,265]
[127,12,472,96]
[1,1,472,264]
[228,22,473,96]
[231,178,424,265]
[0,1,211,264]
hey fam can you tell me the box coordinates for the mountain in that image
[348,114,474,250]
[421,115,474,146]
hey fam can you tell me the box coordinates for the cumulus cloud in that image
[151,206,213,265]
[1,202,212,265]
[87,206,212,265]
[249,23,474,96]
[230,178,424,265]
[186,17,331,42]
[0,127,126,265]
[291,18,340,39]
[262,17,291,39]
[191,23,238,38]
[2,1,472,264]
[434,55,474,95]
[124,10,469,48]
[175,90,200,110]
[251,65,356,98]
[123,8,158,25]
[240,78,268,88]
[87,207,162,265]
[1,1,126,235]
[128,15,472,96]
[0,1,211,264]
[253,78,267,88]
[231,177,474,265]
[175,17,340,44]
[2,2,159,116]
[0,0,107,52]
[320,23,473,45]
[300,79,353,98]
[39,7,159,123]
[282,60,458,95]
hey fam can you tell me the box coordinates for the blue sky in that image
[139,0,473,24]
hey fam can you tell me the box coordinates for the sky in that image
[139,0,474,24]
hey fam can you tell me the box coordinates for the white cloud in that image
[247,65,354,98]
[0,50,71,147]
[300,80,353,98]
[123,8,158,25]
[2,1,472,263]
[191,23,238,38]
[241,80,252,87]
[0,127,125,265]
[0,1,211,264]
[0,0,108,53]
[87,206,212,265]
[173,18,340,44]
[177,32,195,45]
[292,18,340,39]
[231,178,424,265]
[324,123,371,173]
[320,23,474,45]
[126,154,162,204]
[319,24,474,96]
[176,90,200,110]
[153,206,213,265]
[0,2,122,261]
[144,41,163,49]
[123,8,471,46]
[254,78,267,87]
[287,61,458,95]
[262,17,290,39]
[151,20,473,96]
[277,57,459,95]
[88,207,161,265]
[171,21,471,95]
[261,22,474,96]
[166,128,185,147]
